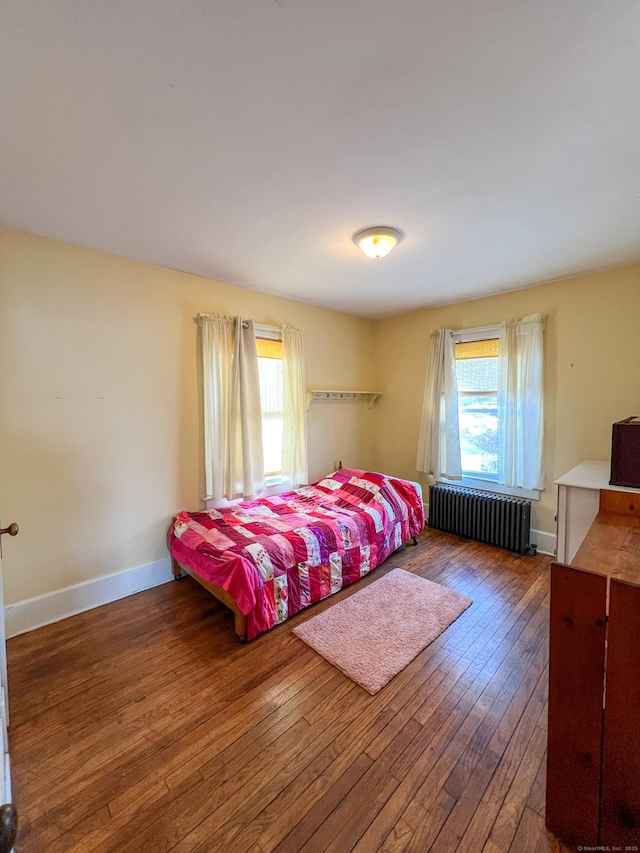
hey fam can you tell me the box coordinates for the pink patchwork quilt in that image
[169,469,424,640]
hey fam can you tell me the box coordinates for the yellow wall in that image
[372,263,640,535]
[0,228,377,603]
[2,225,639,607]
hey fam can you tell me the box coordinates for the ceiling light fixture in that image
[353,226,401,260]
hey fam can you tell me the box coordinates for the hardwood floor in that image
[7,530,569,852]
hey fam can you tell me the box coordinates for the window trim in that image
[436,473,540,501]
[454,324,500,344]
[254,323,282,342]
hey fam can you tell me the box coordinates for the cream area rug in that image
[292,568,473,694]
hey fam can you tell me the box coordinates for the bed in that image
[168,468,425,641]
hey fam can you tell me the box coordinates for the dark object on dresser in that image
[610,416,640,488]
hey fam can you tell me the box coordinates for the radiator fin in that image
[428,484,534,555]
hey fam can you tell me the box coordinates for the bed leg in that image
[412,536,419,546]
[234,612,248,643]
[172,558,185,580]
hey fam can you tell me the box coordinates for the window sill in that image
[436,475,540,501]
[203,479,295,510]
[264,475,284,488]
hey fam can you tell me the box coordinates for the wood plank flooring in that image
[7,530,572,852]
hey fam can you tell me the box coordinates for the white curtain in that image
[201,314,265,500]
[230,317,265,498]
[281,324,308,486]
[498,313,545,490]
[416,329,462,480]
[202,314,234,501]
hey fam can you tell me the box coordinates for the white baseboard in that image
[4,519,557,640]
[530,528,556,557]
[4,557,173,639]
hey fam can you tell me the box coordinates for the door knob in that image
[0,524,18,537]
[0,803,17,853]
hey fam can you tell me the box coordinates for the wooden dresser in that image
[547,466,640,847]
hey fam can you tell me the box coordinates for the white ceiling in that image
[1,1,639,318]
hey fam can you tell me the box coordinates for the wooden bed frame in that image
[172,535,419,643]
[172,557,249,641]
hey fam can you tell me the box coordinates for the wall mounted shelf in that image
[306,390,382,410]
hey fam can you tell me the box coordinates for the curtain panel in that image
[281,324,309,486]
[416,329,462,480]
[201,314,234,501]
[498,313,545,490]
[201,314,265,501]
[230,317,265,499]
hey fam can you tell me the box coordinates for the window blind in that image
[256,338,283,360]
[455,338,499,360]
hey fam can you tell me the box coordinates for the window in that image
[256,335,284,483]
[200,313,307,501]
[417,316,544,500]
[455,336,499,479]
[449,322,543,499]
